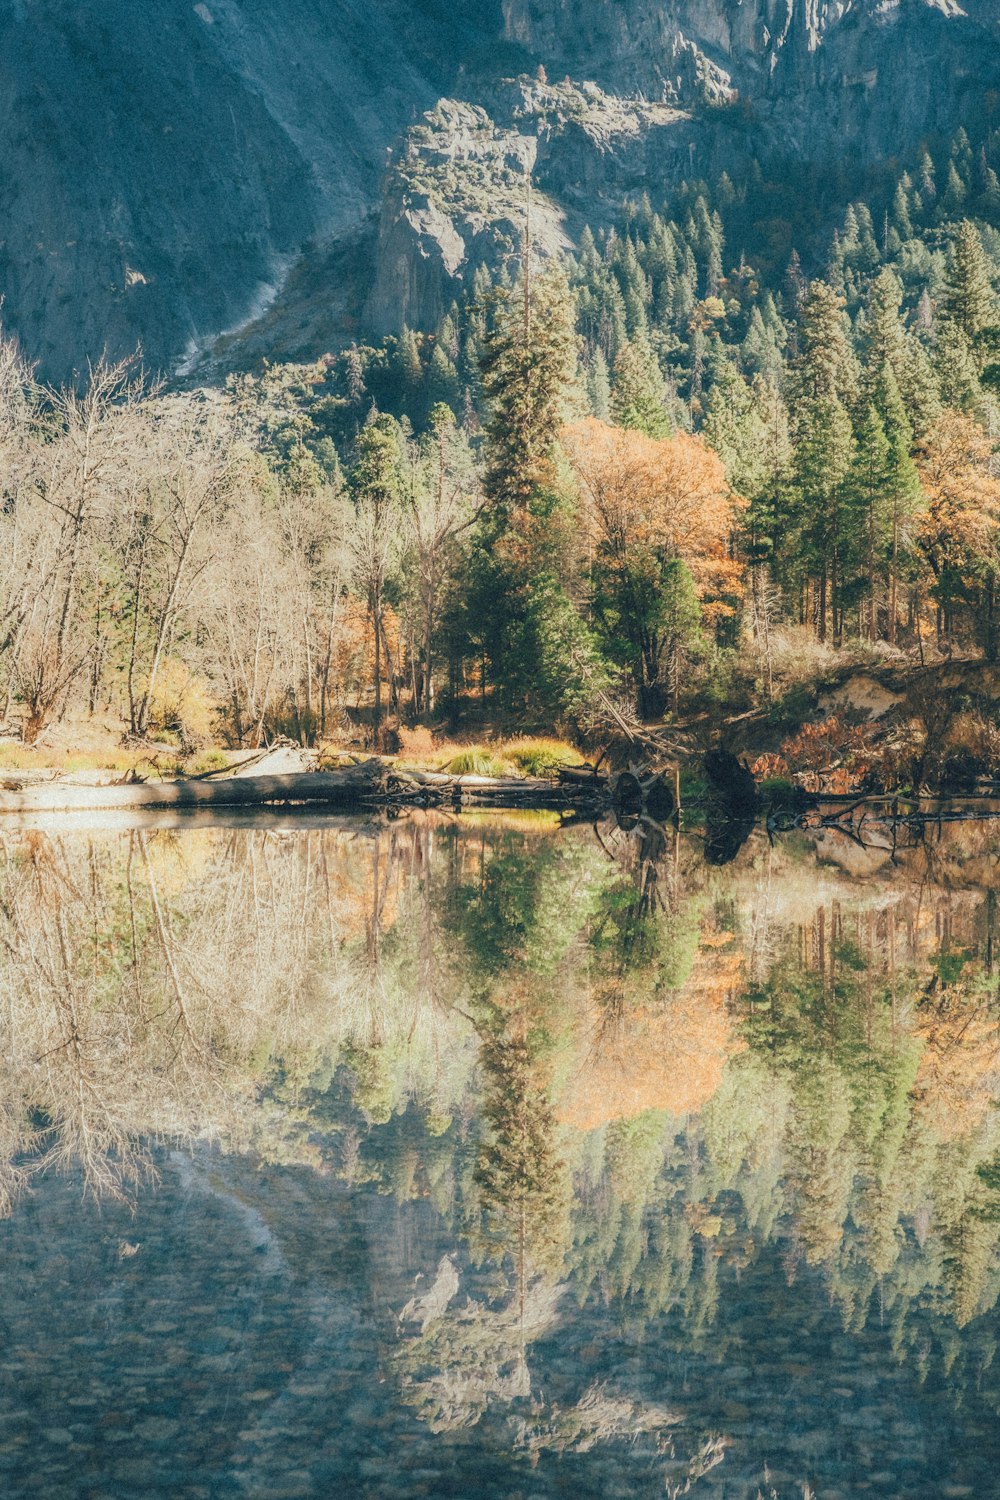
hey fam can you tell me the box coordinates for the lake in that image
[0,810,998,1499]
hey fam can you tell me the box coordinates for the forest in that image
[3,124,1000,767]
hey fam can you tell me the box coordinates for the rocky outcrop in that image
[501,0,1000,160]
[365,80,690,337]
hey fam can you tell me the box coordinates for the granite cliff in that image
[1,0,997,379]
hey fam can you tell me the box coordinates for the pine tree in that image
[862,268,907,376]
[935,319,982,411]
[844,406,893,638]
[425,342,461,415]
[792,281,860,408]
[788,395,856,642]
[891,174,914,241]
[587,348,612,421]
[703,357,769,499]
[480,265,577,525]
[610,336,671,438]
[896,332,942,436]
[943,221,999,347]
[873,368,924,643]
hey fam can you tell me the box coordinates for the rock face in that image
[1,0,998,378]
[0,0,501,379]
[364,82,690,336]
[502,0,997,155]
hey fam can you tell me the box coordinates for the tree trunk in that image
[372,585,383,746]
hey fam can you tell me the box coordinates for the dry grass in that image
[0,719,583,783]
[0,744,149,774]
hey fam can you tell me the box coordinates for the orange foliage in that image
[332,595,402,697]
[917,412,1000,583]
[557,937,744,1132]
[751,716,882,793]
[562,417,745,617]
[913,993,1000,1141]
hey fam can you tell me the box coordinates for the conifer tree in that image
[870,367,924,641]
[703,357,768,499]
[788,396,856,642]
[480,265,577,526]
[936,319,983,411]
[943,221,999,348]
[587,348,612,421]
[862,268,907,376]
[844,405,893,638]
[610,336,671,437]
[792,281,860,407]
[895,332,942,436]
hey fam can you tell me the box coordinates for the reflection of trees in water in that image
[0,823,475,1210]
[2,818,1000,1383]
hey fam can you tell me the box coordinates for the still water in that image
[0,811,999,1499]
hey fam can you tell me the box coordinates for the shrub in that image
[503,736,577,776]
[143,661,215,747]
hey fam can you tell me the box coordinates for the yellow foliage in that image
[918,411,1000,583]
[143,659,216,745]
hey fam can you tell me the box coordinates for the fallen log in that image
[0,761,611,817]
[0,764,388,815]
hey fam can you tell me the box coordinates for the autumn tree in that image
[917,411,1000,657]
[563,417,741,713]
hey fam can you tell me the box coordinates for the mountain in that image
[1,0,997,380]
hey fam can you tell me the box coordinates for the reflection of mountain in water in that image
[0,814,999,1494]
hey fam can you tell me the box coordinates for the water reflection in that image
[0,813,998,1497]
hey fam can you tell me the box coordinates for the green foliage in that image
[446,747,508,777]
[511,575,610,725]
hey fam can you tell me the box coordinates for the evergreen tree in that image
[587,348,612,421]
[480,265,577,525]
[787,396,856,642]
[869,366,923,641]
[610,336,671,437]
[935,319,983,411]
[943,221,999,348]
[862,268,907,377]
[703,357,768,499]
[425,342,461,415]
[792,281,860,407]
[896,332,942,436]
[844,405,893,638]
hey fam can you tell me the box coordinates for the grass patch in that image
[502,736,578,777]
[191,750,230,775]
[0,745,150,774]
[445,747,509,777]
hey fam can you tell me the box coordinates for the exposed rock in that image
[365,78,695,336]
[0,0,997,377]
[502,0,999,165]
[0,0,502,380]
